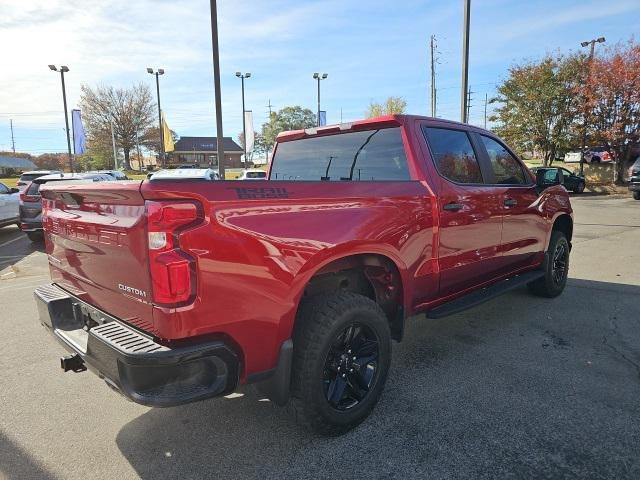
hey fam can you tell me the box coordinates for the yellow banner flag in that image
[162,112,174,152]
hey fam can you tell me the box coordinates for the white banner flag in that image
[244,110,255,153]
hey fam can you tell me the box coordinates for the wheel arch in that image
[545,212,573,251]
[287,249,409,343]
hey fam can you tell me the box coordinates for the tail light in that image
[603,151,610,160]
[146,200,202,306]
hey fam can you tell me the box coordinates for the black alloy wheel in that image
[552,242,568,286]
[323,323,379,411]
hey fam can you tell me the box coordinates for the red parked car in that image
[34,115,573,434]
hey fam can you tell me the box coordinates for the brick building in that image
[168,137,243,168]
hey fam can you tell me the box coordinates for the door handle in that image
[504,198,517,207]
[443,202,463,212]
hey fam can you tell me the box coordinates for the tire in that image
[290,291,391,436]
[592,156,601,163]
[633,191,640,200]
[574,182,585,194]
[528,231,570,298]
[26,231,43,242]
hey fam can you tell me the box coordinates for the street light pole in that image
[460,0,471,123]
[48,65,73,172]
[236,72,251,169]
[313,73,328,126]
[147,68,165,168]
[578,36,605,176]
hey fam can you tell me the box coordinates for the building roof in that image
[0,155,37,169]
[173,137,243,153]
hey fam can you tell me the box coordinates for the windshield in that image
[270,127,410,181]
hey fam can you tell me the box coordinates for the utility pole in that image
[484,93,488,129]
[579,36,606,176]
[209,0,226,179]
[430,35,437,117]
[466,88,473,123]
[266,99,273,118]
[460,0,471,123]
[10,119,15,153]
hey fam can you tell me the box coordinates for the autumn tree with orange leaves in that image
[581,40,640,183]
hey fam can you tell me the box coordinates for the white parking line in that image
[0,234,25,249]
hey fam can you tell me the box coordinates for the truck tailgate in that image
[40,181,156,334]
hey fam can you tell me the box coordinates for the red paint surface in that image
[40,115,572,380]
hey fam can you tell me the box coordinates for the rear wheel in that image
[290,291,391,436]
[528,231,570,298]
[633,191,640,200]
[26,231,43,242]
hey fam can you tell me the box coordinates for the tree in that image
[141,127,179,156]
[261,106,316,152]
[365,96,407,118]
[237,132,267,161]
[33,153,65,171]
[80,83,156,170]
[490,53,586,165]
[582,40,640,183]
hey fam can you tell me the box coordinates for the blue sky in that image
[1,0,639,156]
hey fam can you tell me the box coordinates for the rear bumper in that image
[34,284,239,407]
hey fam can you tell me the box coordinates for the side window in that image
[480,135,527,185]
[422,127,483,184]
[0,183,9,194]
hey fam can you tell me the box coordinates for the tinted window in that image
[26,182,41,196]
[246,171,266,178]
[480,135,527,185]
[0,183,9,194]
[423,127,483,184]
[271,128,410,181]
[19,174,40,183]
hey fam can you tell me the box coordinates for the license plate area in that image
[72,302,110,330]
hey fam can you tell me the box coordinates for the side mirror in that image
[10,187,19,194]
[536,168,564,191]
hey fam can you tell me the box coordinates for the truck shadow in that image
[116,278,640,480]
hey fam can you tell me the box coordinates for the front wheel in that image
[574,182,585,193]
[633,191,640,200]
[528,231,570,298]
[290,291,391,436]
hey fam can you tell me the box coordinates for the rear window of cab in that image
[271,127,410,181]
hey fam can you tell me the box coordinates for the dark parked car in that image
[16,170,62,190]
[532,167,585,193]
[19,173,112,241]
[628,157,640,200]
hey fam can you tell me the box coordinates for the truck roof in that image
[275,114,487,143]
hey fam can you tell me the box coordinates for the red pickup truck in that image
[35,115,573,435]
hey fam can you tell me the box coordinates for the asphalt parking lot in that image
[0,195,639,480]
